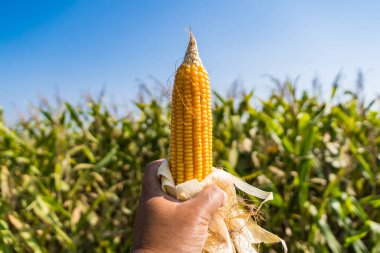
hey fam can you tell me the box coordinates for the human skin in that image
[131,159,226,253]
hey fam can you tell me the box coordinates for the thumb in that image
[186,184,227,217]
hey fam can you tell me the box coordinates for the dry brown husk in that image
[157,159,287,253]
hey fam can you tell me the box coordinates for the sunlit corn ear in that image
[169,32,212,184]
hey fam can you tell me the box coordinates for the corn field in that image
[0,81,379,252]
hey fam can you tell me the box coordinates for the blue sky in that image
[1,1,379,121]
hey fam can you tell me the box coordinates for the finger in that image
[141,159,164,196]
[185,184,226,217]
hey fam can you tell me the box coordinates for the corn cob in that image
[169,33,212,184]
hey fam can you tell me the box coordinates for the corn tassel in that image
[169,33,212,184]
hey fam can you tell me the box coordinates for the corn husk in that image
[157,159,287,253]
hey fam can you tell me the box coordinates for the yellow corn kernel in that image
[169,33,212,184]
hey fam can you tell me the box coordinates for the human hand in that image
[131,159,226,253]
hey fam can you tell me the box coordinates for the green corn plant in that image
[0,78,379,252]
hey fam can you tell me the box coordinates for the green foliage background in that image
[0,82,379,252]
